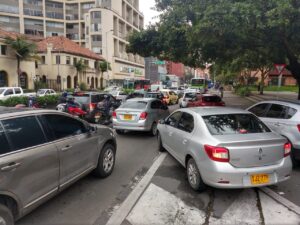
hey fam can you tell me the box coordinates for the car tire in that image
[93,144,116,178]
[187,158,206,192]
[0,204,14,225]
[116,129,124,135]
[150,122,158,136]
[291,147,299,168]
[157,132,165,152]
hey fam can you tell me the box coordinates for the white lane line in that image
[260,187,300,215]
[105,152,167,225]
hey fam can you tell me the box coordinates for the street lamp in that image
[105,29,114,86]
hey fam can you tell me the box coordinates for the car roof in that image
[252,100,300,108]
[127,98,156,102]
[0,107,60,119]
[180,107,249,116]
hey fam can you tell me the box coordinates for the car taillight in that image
[284,143,291,157]
[297,125,300,132]
[204,145,230,162]
[139,112,147,120]
[89,103,96,111]
[112,111,117,119]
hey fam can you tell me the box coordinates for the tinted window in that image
[73,94,90,104]
[0,124,10,155]
[120,101,147,109]
[248,103,270,117]
[203,114,271,135]
[287,107,297,119]
[166,111,182,127]
[14,88,21,94]
[91,94,105,103]
[43,115,87,139]
[2,116,47,151]
[151,100,161,109]
[4,89,13,96]
[265,104,288,119]
[178,113,194,133]
[202,96,221,102]
[184,93,196,99]
[0,89,5,94]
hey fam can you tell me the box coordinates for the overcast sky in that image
[140,0,160,27]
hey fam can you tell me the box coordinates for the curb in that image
[260,187,300,215]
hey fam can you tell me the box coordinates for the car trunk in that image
[115,108,144,122]
[214,133,286,168]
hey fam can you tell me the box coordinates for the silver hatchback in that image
[113,98,169,136]
[157,107,292,191]
[0,108,117,225]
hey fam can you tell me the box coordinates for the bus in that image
[123,79,151,91]
[191,78,207,89]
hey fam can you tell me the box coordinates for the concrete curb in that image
[260,187,300,215]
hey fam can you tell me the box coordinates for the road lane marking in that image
[127,183,206,225]
[260,187,300,215]
[105,152,167,225]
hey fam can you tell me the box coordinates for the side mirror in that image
[89,125,97,133]
[159,119,165,124]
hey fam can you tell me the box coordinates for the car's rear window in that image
[0,89,5,94]
[73,94,90,104]
[120,101,147,109]
[202,96,221,102]
[203,114,271,135]
[185,93,196,98]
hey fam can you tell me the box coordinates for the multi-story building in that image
[145,57,167,83]
[0,0,145,86]
[166,61,185,78]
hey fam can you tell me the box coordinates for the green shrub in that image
[36,95,60,106]
[66,88,75,93]
[122,88,135,94]
[79,82,88,91]
[234,86,251,97]
[0,95,60,107]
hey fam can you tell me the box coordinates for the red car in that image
[187,94,225,107]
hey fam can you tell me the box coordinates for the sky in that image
[140,0,160,27]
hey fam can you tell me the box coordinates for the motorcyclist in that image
[59,91,68,104]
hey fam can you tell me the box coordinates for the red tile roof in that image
[37,36,104,61]
[0,28,43,41]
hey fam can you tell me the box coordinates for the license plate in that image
[124,114,132,120]
[251,174,269,185]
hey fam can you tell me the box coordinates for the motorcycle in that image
[56,101,86,119]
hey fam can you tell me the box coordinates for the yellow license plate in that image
[251,174,269,185]
[124,114,132,120]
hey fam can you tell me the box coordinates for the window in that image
[42,114,87,139]
[56,55,60,64]
[265,104,288,119]
[41,56,46,64]
[0,124,11,155]
[1,45,7,55]
[73,57,77,65]
[4,89,13,96]
[178,113,194,133]
[151,100,161,109]
[66,56,71,65]
[203,114,271,135]
[166,111,182,127]
[119,101,147,109]
[248,103,270,117]
[14,88,21,94]
[2,116,47,151]
[287,107,297,119]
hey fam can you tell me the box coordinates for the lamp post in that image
[105,29,114,86]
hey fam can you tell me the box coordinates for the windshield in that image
[185,93,196,98]
[37,90,46,94]
[0,89,5,95]
[203,114,271,135]
[120,101,147,109]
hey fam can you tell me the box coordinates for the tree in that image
[127,0,300,98]
[74,59,87,84]
[5,36,37,87]
[95,61,111,89]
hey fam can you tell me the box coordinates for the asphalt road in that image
[16,94,299,225]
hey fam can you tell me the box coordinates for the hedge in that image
[0,95,60,107]
[234,86,251,97]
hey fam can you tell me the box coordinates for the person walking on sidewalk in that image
[219,85,224,98]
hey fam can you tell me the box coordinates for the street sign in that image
[155,60,165,65]
[274,64,286,74]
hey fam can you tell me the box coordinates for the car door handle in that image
[182,139,188,145]
[1,162,21,172]
[274,122,281,126]
[61,145,72,152]
[168,132,173,136]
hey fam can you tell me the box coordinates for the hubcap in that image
[188,162,198,186]
[152,124,157,135]
[103,149,114,173]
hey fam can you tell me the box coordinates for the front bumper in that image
[198,157,293,189]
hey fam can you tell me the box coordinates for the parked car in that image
[73,92,120,123]
[0,108,117,224]
[157,107,292,191]
[161,90,178,105]
[145,92,164,101]
[110,90,127,103]
[36,89,57,97]
[187,94,225,107]
[179,92,199,108]
[113,98,169,136]
[247,100,300,166]
[0,87,24,100]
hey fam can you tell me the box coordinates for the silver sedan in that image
[113,98,169,136]
[157,107,293,191]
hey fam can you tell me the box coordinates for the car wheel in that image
[93,144,116,178]
[291,147,299,168]
[150,122,158,136]
[187,158,206,192]
[157,132,165,152]
[116,129,124,135]
[0,204,13,225]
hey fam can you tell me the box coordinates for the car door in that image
[41,114,99,189]
[150,100,160,123]
[173,112,195,163]
[0,116,59,210]
[161,111,182,158]
[262,104,289,132]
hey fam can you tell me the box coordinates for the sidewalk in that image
[250,91,299,102]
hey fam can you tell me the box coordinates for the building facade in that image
[145,57,167,83]
[166,61,185,78]
[0,0,145,86]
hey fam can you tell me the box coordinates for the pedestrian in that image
[219,85,224,98]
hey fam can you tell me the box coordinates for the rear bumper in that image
[198,157,293,189]
[113,119,152,131]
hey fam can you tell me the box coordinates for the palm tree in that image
[96,60,111,89]
[74,59,87,83]
[4,36,37,87]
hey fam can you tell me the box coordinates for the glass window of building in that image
[46,1,64,19]
[23,0,43,17]
[66,56,71,65]
[1,45,7,55]
[0,16,20,33]
[0,0,19,14]
[24,19,44,36]
[56,56,60,64]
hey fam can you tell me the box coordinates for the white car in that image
[179,92,200,108]
[36,89,57,97]
[0,87,23,100]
